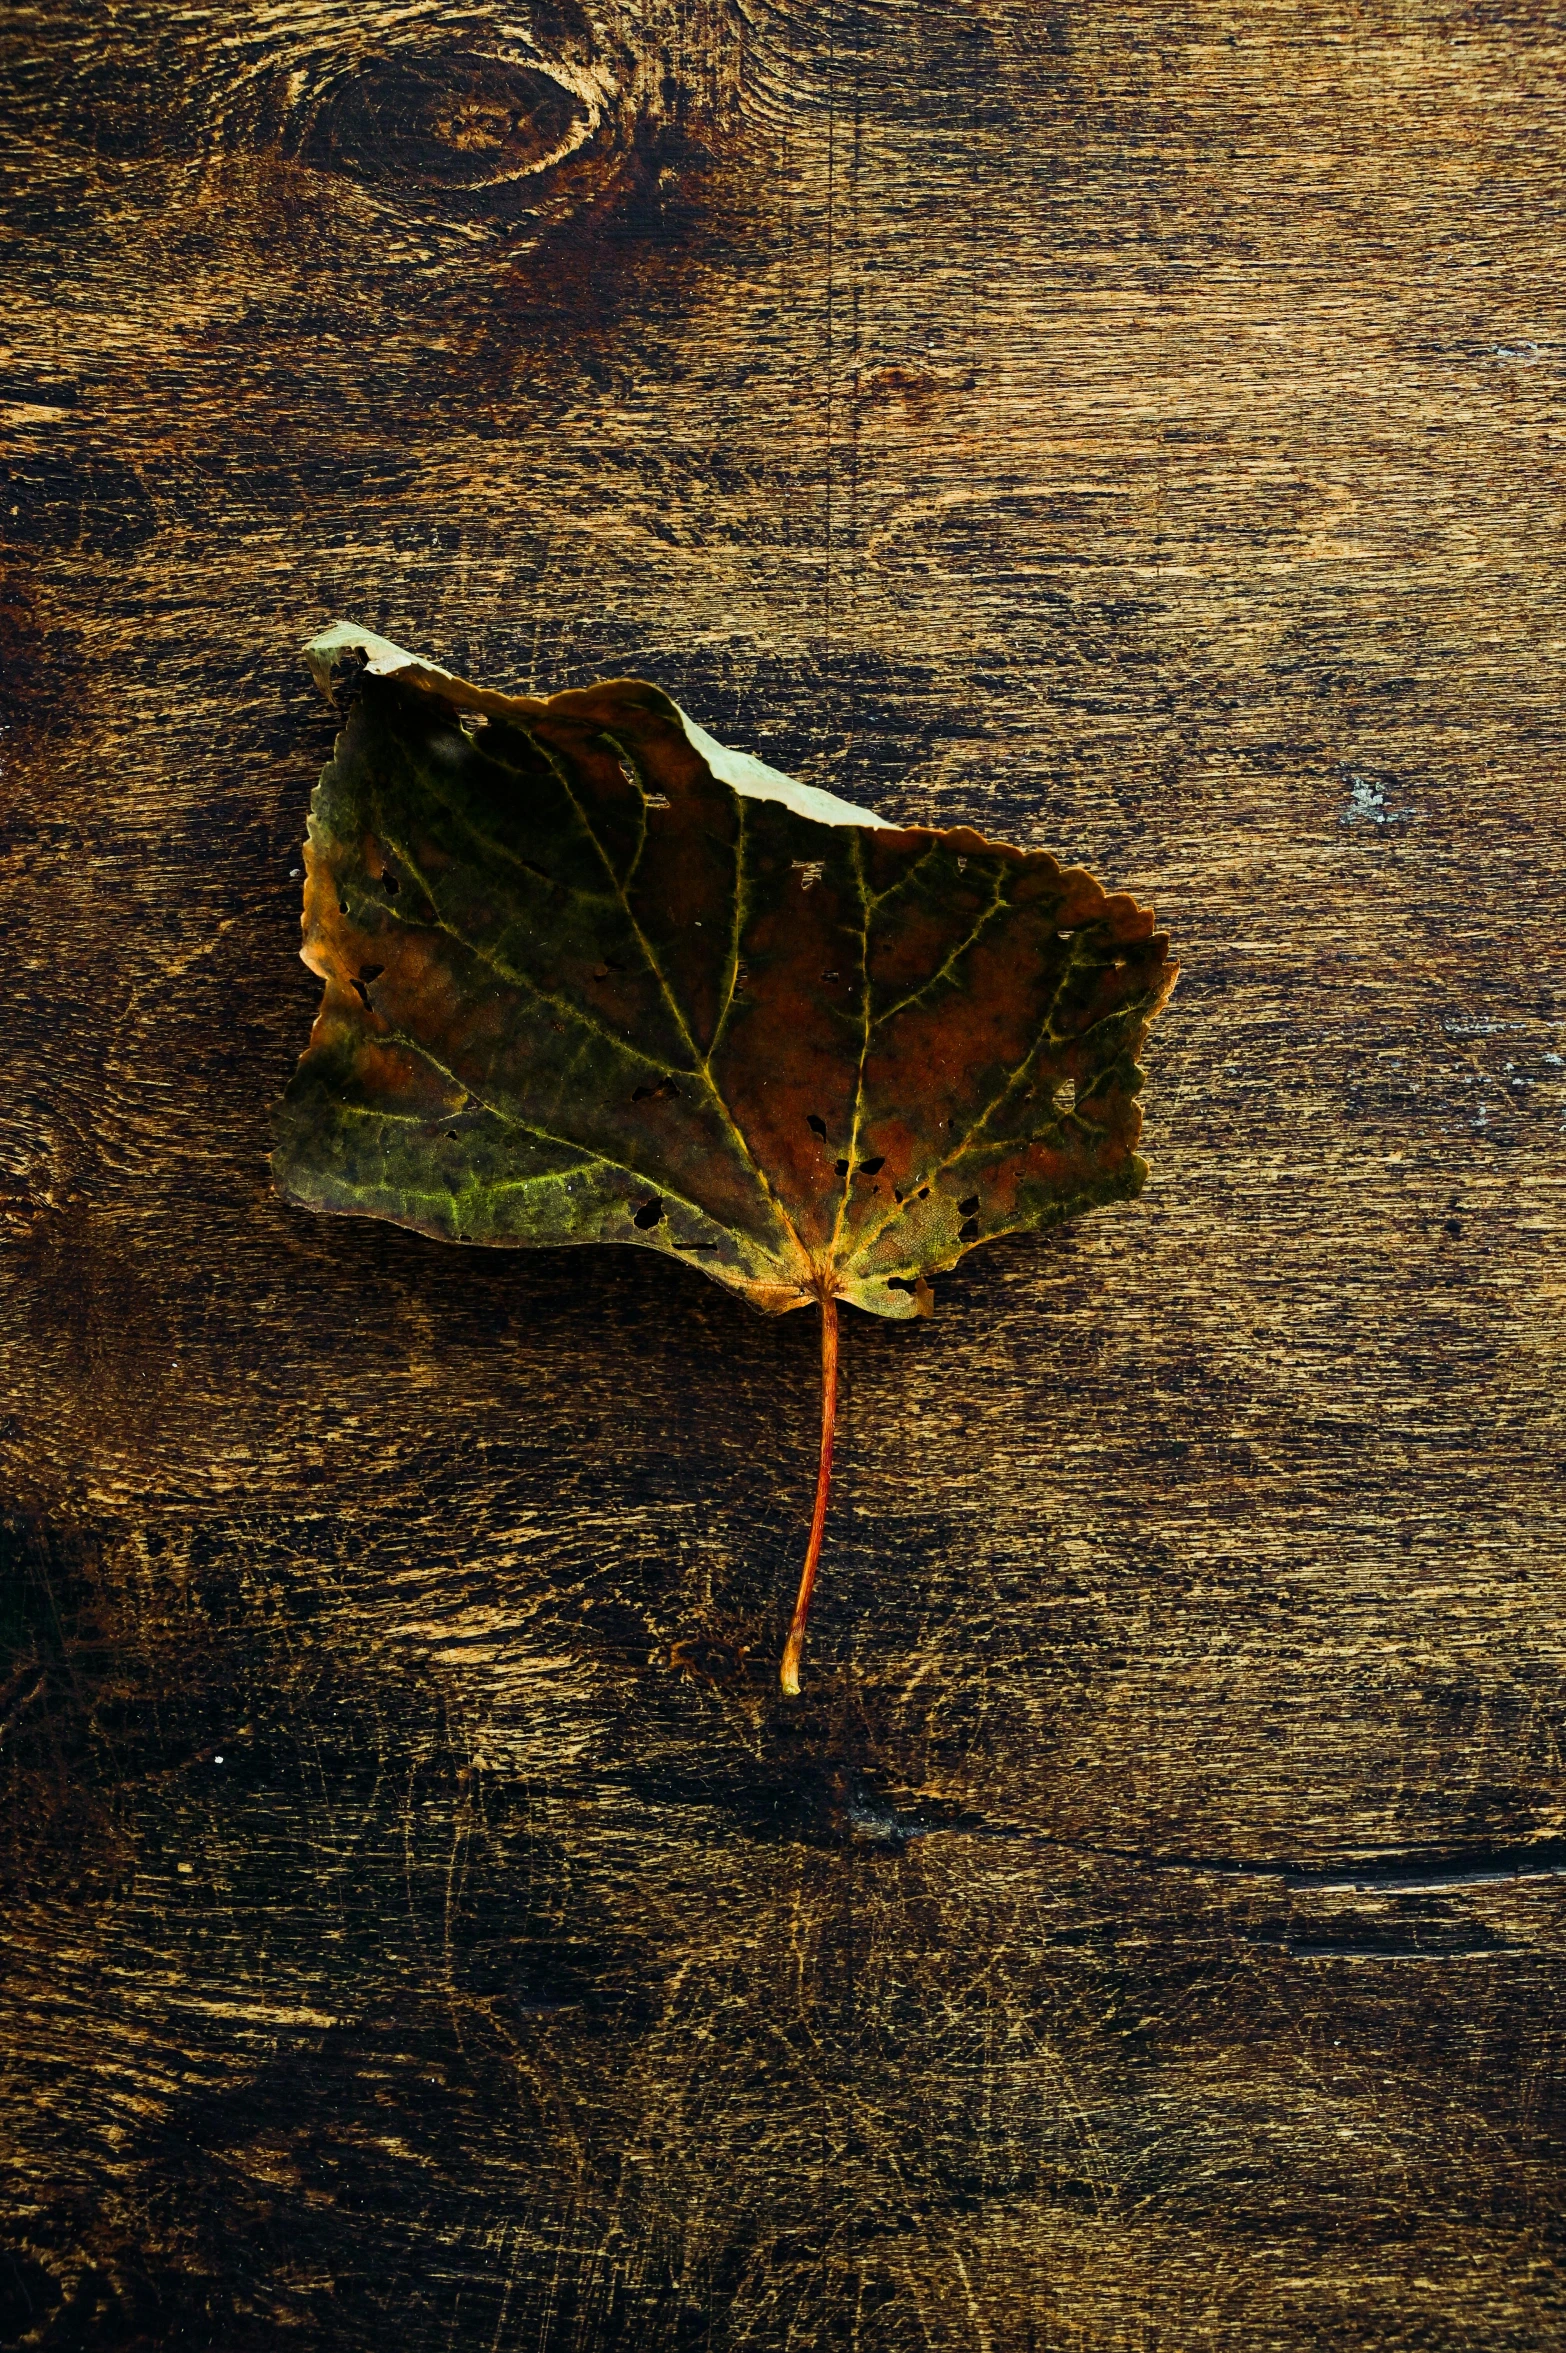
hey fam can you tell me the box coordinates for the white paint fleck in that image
[1341,772,1412,826]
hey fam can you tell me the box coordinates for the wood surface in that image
[3,3,1565,2346]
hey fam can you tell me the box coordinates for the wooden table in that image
[4,5,1563,2345]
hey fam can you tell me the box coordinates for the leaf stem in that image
[780,1293,839,1697]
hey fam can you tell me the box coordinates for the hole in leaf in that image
[835,1158,850,1176]
[644,793,671,810]
[359,964,385,983]
[807,1114,828,1139]
[339,897,350,914]
[382,872,400,894]
[860,1155,885,1175]
[894,1188,905,1203]
[632,1198,663,1230]
[445,1130,460,1141]
[822,969,840,984]
[917,1185,930,1199]
[632,1076,682,1103]
[959,1217,979,1241]
[886,1276,917,1292]
[675,1240,720,1251]
[792,859,825,890]
[957,1193,979,1216]
[1052,1079,1077,1114]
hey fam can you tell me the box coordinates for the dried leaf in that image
[274,624,1178,1689]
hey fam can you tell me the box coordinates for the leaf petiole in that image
[780,1292,839,1697]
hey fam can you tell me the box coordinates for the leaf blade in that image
[274,628,1178,1323]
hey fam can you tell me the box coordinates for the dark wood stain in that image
[2,3,1564,2347]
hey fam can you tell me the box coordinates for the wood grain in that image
[3,3,1564,2346]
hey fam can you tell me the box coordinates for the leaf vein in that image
[518,727,812,1275]
[870,864,1011,1032]
[363,1030,769,1245]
